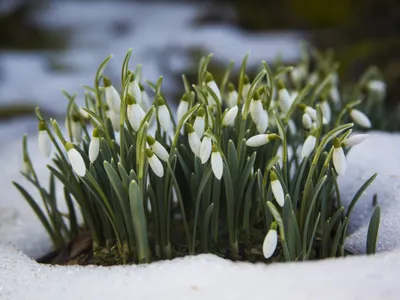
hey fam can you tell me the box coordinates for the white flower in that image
[278,82,292,113]
[226,83,238,108]
[291,65,306,84]
[158,100,172,133]
[21,159,30,175]
[89,128,100,163]
[108,109,120,132]
[140,87,151,112]
[330,86,340,105]
[38,122,51,157]
[211,145,223,180]
[66,143,86,177]
[246,133,278,147]
[206,72,221,103]
[350,109,371,128]
[222,105,238,127]
[104,77,121,113]
[193,108,206,138]
[250,93,263,125]
[263,222,278,259]
[301,104,327,124]
[187,124,201,157]
[256,110,269,134]
[200,136,212,164]
[147,135,169,162]
[343,134,368,146]
[242,75,250,100]
[146,148,164,178]
[333,138,346,175]
[177,94,189,124]
[270,172,285,207]
[367,80,386,97]
[320,100,331,123]
[127,95,145,131]
[302,113,312,129]
[301,134,316,159]
[79,107,89,119]
[127,77,142,105]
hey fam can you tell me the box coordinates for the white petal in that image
[68,148,86,177]
[350,109,371,128]
[302,113,312,129]
[128,80,142,104]
[368,80,386,95]
[242,84,250,100]
[343,134,368,146]
[250,99,263,124]
[105,86,121,113]
[320,101,331,123]
[152,141,169,162]
[109,110,120,132]
[263,229,278,259]
[330,86,340,104]
[207,81,221,102]
[89,137,100,163]
[148,154,164,177]
[279,88,292,113]
[227,90,238,108]
[177,101,189,123]
[305,106,317,121]
[200,137,212,164]
[246,134,269,147]
[22,161,30,175]
[211,151,223,180]
[128,103,145,131]
[189,132,201,157]
[140,90,151,112]
[288,119,297,135]
[38,130,51,157]
[333,147,346,175]
[271,179,285,207]
[222,105,238,126]
[193,116,205,138]
[79,107,89,118]
[158,105,172,132]
[256,110,269,134]
[301,135,316,159]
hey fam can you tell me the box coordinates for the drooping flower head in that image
[145,148,164,178]
[89,128,100,163]
[263,221,278,259]
[127,94,145,132]
[301,130,317,160]
[103,76,121,114]
[38,120,51,157]
[277,80,292,114]
[193,107,206,138]
[177,93,189,124]
[156,96,173,133]
[65,142,86,177]
[246,133,279,147]
[222,105,238,127]
[186,123,201,157]
[211,144,223,180]
[226,82,238,108]
[332,138,346,176]
[270,171,285,207]
[349,108,371,128]
[205,72,221,103]
[147,135,169,162]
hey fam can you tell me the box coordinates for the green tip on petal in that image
[104,104,110,111]
[253,91,260,100]
[270,171,278,181]
[197,107,206,117]
[186,123,195,133]
[270,221,278,230]
[145,148,153,157]
[128,71,135,82]
[310,129,318,137]
[126,94,136,105]
[146,135,156,145]
[139,83,145,91]
[72,114,81,122]
[205,72,213,83]
[212,144,218,153]
[65,142,74,151]
[38,120,46,131]
[277,80,285,90]
[92,128,99,138]
[181,93,189,102]
[243,75,250,84]
[156,96,165,106]
[268,133,280,141]
[298,103,307,111]
[103,76,112,87]
[333,137,341,148]
[228,82,235,92]
[257,86,265,95]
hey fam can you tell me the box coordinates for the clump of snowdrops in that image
[14,48,381,265]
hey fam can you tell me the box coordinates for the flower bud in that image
[263,222,278,259]
[38,121,51,157]
[103,76,121,113]
[211,145,223,180]
[145,148,164,178]
[350,109,371,128]
[89,128,100,163]
[270,171,284,207]
[147,135,169,162]
[222,105,238,127]
[66,142,86,177]
[332,138,346,175]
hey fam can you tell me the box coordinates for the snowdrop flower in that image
[320,99,331,123]
[66,142,86,177]
[350,108,371,128]
[79,107,89,119]
[287,119,297,135]
[157,96,173,133]
[205,72,221,103]
[21,158,31,175]
[301,132,317,159]
[145,148,164,178]
[333,138,346,175]
[226,82,238,108]
[187,124,201,157]
[263,222,278,259]
[139,84,151,112]
[38,121,51,157]
[270,171,285,207]
[291,65,306,85]
[71,115,83,142]
[127,94,145,132]
[256,109,269,134]
[343,133,368,146]
[277,81,292,113]
[367,80,386,97]
[250,91,263,125]
[310,122,317,131]
[302,113,312,129]
[193,107,206,138]
[299,104,327,124]
[108,109,120,132]
[127,72,141,105]
[177,93,189,124]
[330,86,340,105]
[211,145,223,180]
[103,77,121,113]
[147,135,169,162]
[200,135,212,164]
[242,75,250,100]
[89,128,100,163]
[222,105,238,127]
[246,133,279,147]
